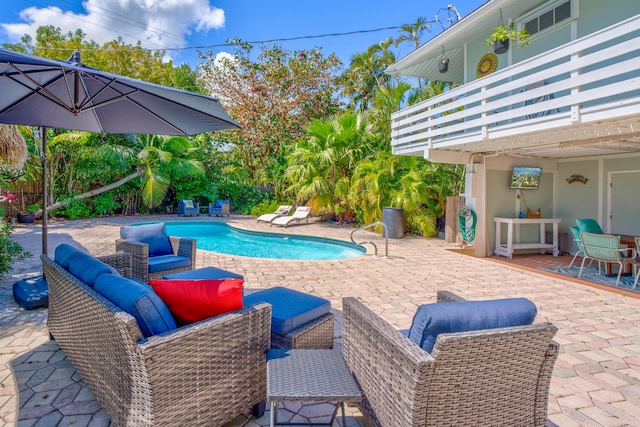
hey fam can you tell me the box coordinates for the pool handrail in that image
[350,221,388,258]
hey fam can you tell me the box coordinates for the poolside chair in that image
[569,226,594,269]
[579,232,637,287]
[342,292,559,427]
[116,222,196,282]
[208,199,230,217]
[256,205,292,223]
[178,199,199,216]
[270,206,311,228]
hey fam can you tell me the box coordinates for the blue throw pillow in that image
[408,298,537,353]
[67,249,119,287]
[576,218,603,234]
[94,274,176,337]
[120,223,173,257]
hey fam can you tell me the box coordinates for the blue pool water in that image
[154,222,365,260]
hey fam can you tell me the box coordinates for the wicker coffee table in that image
[267,349,362,427]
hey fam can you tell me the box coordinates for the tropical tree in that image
[284,111,374,219]
[339,38,397,111]
[3,26,174,85]
[394,17,431,91]
[350,152,462,236]
[199,40,342,189]
[43,131,204,214]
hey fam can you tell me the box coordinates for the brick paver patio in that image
[1,214,640,426]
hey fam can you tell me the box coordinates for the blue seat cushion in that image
[65,248,119,288]
[147,255,191,273]
[408,298,537,353]
[164,266,243,280]
[13,277,49,309]
[576,218,604,234]
[120,223,173,257]
[94,274,176,337]
[243,287,331,335]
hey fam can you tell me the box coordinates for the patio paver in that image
[1,214,640,426]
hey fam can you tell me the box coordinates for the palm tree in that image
[42,132,204,214]
[285,112,374,217]
[395,17,431,91]
[339,38,397,111]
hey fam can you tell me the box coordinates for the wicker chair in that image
[42,253,271,427]
[342,292,559,427]
[116,234,196,282]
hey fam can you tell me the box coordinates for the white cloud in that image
[1,0,225,54]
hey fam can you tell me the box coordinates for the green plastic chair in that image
[579,232,637,287]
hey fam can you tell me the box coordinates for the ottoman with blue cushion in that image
[13,276,49,309]
[163,266,244,280]
[243,287,334,349]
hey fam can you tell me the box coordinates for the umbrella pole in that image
[41,127,48,256]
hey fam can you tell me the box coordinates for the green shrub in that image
[0,220,31,277]
[250,200,282,217]
[59,197,93,220]
[93,192,121,216]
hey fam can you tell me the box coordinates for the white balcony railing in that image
[391,14,640,156]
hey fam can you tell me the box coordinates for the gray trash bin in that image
[382,207,404,239]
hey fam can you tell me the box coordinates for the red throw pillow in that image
[150,278,243,324]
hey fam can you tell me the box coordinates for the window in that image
[523,0,573,37]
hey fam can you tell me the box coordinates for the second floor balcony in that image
[391,14,640,162]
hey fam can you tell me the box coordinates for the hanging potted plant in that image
[437,45,449,73]
[438,58,449,73]
[486,13,529,54]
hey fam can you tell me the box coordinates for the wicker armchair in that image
[116,235,196,282]
[42,253,271,427]
[342,291,559,427]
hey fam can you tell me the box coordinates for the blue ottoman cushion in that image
[13,277,49,309]
[243,287,331,335]
[408,298,537,353]
[164,266,243,280]
[148,255,191,273]
[94,274,176,337]
[120,223,173,257]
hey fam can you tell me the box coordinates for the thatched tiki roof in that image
[0,124,27,169]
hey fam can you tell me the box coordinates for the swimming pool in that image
[151,222,366,260]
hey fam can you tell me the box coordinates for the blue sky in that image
[0,0,485,70]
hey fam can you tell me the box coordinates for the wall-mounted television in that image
[510,166,542,189]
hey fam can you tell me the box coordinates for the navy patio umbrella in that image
[0,48,240,254]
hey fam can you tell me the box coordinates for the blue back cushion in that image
[94,274,176,337]
[243,287,331,335]
[120,223,173,257]
[408,298,537,353]
[54,244,78,269]
[56,244,119,287]
[576,218,604,234]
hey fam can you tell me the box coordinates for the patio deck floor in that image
[2,214,640,426]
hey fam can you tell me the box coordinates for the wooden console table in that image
[494,217,562,259]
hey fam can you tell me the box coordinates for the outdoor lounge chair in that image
[178,199,199,216]
[342,292,559,427]
[256,205,292,223]
[116,223,196,282]
[208,199,230,217]
[271,206,311,228]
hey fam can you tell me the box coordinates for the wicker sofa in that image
[42,249,271,427]
[342,291,559,427]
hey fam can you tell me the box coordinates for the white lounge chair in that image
[256,205,292,223]
[271,206,311,228]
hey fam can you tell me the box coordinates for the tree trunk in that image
[34,172,140,218]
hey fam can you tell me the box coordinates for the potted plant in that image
[438,58,449,73]
[17,203,40,224]
[486,22,530,54]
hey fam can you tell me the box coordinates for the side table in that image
[267,349,362,427]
